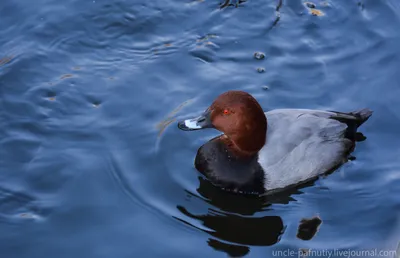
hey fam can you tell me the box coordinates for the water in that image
[1,0,400,257]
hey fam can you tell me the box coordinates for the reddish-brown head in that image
[178,90,267,156]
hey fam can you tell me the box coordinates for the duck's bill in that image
[178,110,213,131]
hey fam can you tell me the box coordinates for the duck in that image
[177,90,373,195]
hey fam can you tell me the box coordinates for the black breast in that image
[194,137,265,195]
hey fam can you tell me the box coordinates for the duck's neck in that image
[221,126,267,158]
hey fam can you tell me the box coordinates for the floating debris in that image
[157,119,175,136]
[304,1,316,8]
[47,92,57,101]
[310,9,325,16]
[164,43,172,47]
[321,1,331,7]
[60,74,73,79]
[194,35,219,48]
[303,1,325,16]
[92,101,101,108]
[187,0,204,6]
[195,40,218,49]
[220,0,232,9]
[262,85,270,90]
[197,34,218,42]
[254,52,265,60]
[220,0,246,9]
[157,100,192,137]
[268,0,283,28]
[189,46,215,63]
[297,215,322,241]
[0,55,13,66]
[18,213,38,219]
[16,212,41,220]
[72,66,81,70]
[257,67,265,73]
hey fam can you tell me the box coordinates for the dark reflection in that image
[176,205,284,246]
[173,175,326,256]
[194,176,312,215]
[297,216,322,241]
[173,176,321,257]
[207,238,249,257]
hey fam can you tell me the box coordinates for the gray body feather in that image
[258,108,371,190]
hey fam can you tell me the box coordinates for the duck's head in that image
[178,90,267,155]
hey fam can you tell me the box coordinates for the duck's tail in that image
[329,108,373,142]
[330,108,373,128]
[349,108,373,127]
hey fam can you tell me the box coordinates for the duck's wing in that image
[258,108,371,191]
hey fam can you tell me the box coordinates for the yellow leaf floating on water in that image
[303,1,325,16]
[310,9,324,16]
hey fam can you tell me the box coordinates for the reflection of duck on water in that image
[207,238,250,257]
[175,203,284,257]
[297,216,322,241]
[194,176,306,215]
[174,177,324,257]
[173,177,286,256]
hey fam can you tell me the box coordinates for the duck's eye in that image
[223,109,230,115]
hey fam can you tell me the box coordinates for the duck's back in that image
[258,108,371,191]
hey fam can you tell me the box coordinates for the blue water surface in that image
[1,0,400,257]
